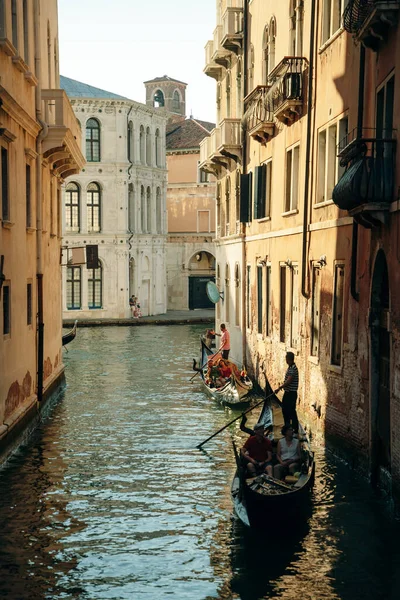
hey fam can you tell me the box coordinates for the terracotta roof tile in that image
[166,117,215,150]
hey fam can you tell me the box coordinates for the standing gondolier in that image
[274,351,299,433]
[211,323,230,359]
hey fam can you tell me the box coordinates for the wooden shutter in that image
[254,164,266,220]
[240,173,252,223]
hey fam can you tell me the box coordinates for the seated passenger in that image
[214,359,232,388]
[240,423,273,477]
[273,425,301,481]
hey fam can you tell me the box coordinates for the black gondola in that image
[231,398,315,528]
[193,338,253,409]
[62,320,78,346]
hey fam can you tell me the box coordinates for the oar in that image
[189,349,221,382]
[196,390,276,449]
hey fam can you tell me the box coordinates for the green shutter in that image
[254,165,266,220]
[240,173,251,222]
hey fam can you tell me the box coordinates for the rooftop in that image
[60,75,130,100]
[166,117,215,151]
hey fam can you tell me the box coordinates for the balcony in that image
[42,89,85,179]
[266,57,306,123]
[244,85,274,144]
[343,0,400,51]
[199,128,227,173]
[218,118,241,162]
[221,6,243,54]
[332,128,396,228]
[212,25,231,68]
[204,40,223,79]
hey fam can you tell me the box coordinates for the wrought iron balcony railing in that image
[244,85,274,143]
[266,57,306,123]
[343,0,400,51]
[332,128,397,226]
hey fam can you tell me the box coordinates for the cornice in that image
[0,84,40,137]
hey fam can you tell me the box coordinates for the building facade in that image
[145,76,216,310]
[61,77,168,319]
[201,0,400,501]
[0,1,84,461]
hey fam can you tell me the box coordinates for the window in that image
[216,182,221,238]
[153,89,165,108]
[156,187,162,233]
[26,164,31,227]
[246,265,251,329]
[257,265,263,334]
[11,0,17,49]
[146,127,151,166]
[140,125,145,164]
[331,263,345,365]
[146,187,151,233]
[27,282,32,325]
[311,265,321,356]
[262,26,269,84]
[285,145,299,212]
[1,146,9,221]
[3,283,10,335]
[128,121,134,162]
[248,44,255,91]
[155,129,161,167]
[23,0,29,64]
[66,267,81,310]
[236,58,242,116]
[254,161,272,219]
[226,72,231,118]
[65,182,80,232]
[225,177,230,236]
[376,75,395,139]
[268,17,276,75]
[198,210,210,233]
[290,264,299,348]
[235,263,240,326]
[280,265,286,342]
[87,182,101,232]
[265,265,272,337]
[140,185,145,232]
[86,118,100,162]
[128,184,135,232]
[198,162,209,183]
[322,0,348,44]
[317,117,348,203]
[216,263,221,320]
[225,264,230,323]
[173,90,180,112]
[235,170,240,232]
[88,263,102,309]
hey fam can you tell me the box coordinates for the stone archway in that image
[370,249,391,486]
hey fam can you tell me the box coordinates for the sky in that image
[58,0,217,123]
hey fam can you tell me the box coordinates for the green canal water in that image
[0,324,399,599]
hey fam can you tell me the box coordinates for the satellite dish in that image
[206,281,223,303]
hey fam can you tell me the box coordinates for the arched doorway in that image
[370,249,391,485]
[188,251,215,309]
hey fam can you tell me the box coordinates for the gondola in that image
[62,320,78,346]
[231,397,315,528]
[193,338,253,409]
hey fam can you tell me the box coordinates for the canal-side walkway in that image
[63,308,215,327]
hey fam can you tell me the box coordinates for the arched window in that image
[249,44,255,91]
[86,118,101,162]
[262,26,269,83]
[66,266,81,309]
[225,177,231,236]
[128,183,135,232]
[65,182,80,232]
[155,129,161,167]
[173,90,180,111]
[87,182,101,232]
[235,263,241,326]
[153,89,165,107]
[140,185,145,232]
[88,261,103,309]
[140,125,145,164]
[225,263,230,323]
[269,17,276,74]
[216,182,221,238]
[235,170,240,232]
[156,187,162,233]
[226,72,231,118]
[128,121,134,162]
[146,186,151,232]
[146,127,151,166]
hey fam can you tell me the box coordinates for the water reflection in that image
[0,325,399,599]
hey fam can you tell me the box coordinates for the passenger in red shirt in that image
[240,423,273,477]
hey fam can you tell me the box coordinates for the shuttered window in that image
[254,165,266,220]
[265,265,272,337]
[240,173,252,223]
[257,265,263,334]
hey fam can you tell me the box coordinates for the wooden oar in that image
[196,391,276,449]
[189,349,221,382]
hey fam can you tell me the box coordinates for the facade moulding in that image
[0,86,41,137]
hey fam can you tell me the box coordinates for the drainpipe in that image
[241,0,249,365]
[34,0,48,402]
[301,0,317,299]
[351,45,365,302]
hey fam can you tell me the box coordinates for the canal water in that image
[1,325,400,600]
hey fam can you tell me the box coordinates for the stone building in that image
[201,0,400,501]
[61,76,168,319]
[0,1,84,461]
[145,76,216,310]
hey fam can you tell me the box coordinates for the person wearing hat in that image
[240,423,273,477]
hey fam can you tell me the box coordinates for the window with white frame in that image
[88,263,102,309]
[86,118,101,162]
[65,182,80,232]
[322,0,348,44]
[87,182,101,232]
[285,145,299,212]
[317,116,348,204]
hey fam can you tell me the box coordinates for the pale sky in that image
[58,0,217,123]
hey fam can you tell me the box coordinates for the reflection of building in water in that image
[0,0,84,463]
[145,75,217,310]
[202,0,400,502]
[61,76,168,319]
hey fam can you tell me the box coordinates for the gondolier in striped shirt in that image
[274,351,299,433]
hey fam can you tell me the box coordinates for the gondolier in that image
[212,323,230,359]
[274,351,299,433]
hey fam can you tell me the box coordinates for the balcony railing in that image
[204,40,223,79]
[266,57,306,123]
[221,7,243,53]
[244,85,274,143]
[212,25,230,67]
[343,0,400,50]
[332,128,397,227]
[42,89,85,179]
[218,118,241,162]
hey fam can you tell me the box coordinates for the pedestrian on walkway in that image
[274,351,299,433]
[212,323,230,359]
[129,295,136,318]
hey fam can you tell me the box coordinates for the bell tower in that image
[144,75,187,118]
